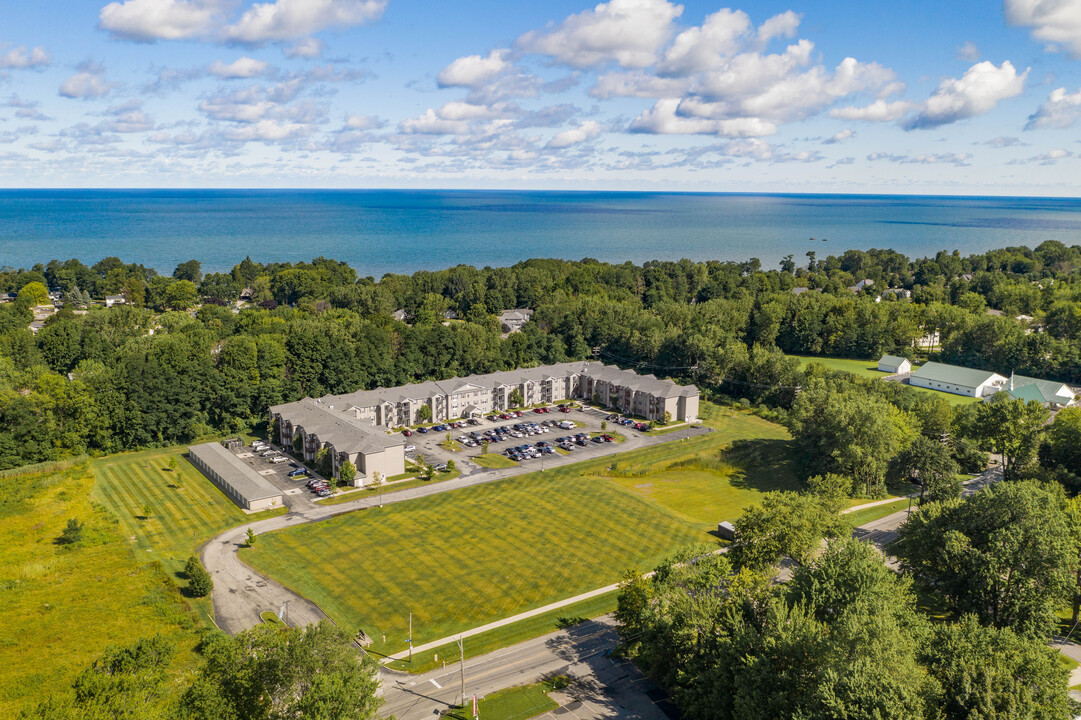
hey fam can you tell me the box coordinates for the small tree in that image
[143,503,154,519]
[446,459,456,472]
[420,463,435,481]
[510,389,524,408]
[481,439,490,455]
[246,528,256,547]
[186,555,213,597]
[418,405,432,423]
[293,435,303,454]
[167,456,178,472]
[339,460,357,487]
[57,518,84,546]
[663,411,672,425]
[601,421,607,431]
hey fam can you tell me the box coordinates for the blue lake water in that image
[1,189,1080,275]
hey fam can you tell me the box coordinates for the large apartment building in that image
[268,363,699,483]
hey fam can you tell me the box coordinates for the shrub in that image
[56,518,83,546]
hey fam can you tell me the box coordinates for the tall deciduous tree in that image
[730,491,849,572]
[893,435,961,504]
[892,480,1074,637]
[181,623,382,720]
[974,394,1050,480]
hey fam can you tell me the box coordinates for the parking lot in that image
[230,440,322,510]
[401,405,699,476]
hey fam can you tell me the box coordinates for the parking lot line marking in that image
[429,679,442,689]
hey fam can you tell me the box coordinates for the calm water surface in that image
[1,190,1080,275]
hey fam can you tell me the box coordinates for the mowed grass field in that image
[0,464,199,716]
[91,445,285,619]
[246,403,801,656]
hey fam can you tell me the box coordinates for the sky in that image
[1,0,1080,194]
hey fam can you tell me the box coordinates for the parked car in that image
[404,444,416,453]
[591,436,604,444]
[402,429,413,437]
[270,456,288,463]
[602,434,613,442]
[514,411,524,417]
[288,468,307,477]
[416,427,428,434]
[606,414,619,421]
[559,407,571,413]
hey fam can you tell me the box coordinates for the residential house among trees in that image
[498,308,533,333]
[1003,373,1077,408]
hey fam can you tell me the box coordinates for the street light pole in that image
[457,636,465,706]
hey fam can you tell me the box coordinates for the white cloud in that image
[219,119,309,142]
[0,44,50,69]
[983,135,1023,147]
[1025,87,1081,129]
[867,151,973,166]
[344,113,383,130]
[284,37,324,58]
[517,0,683,69]
[209,57,270,78]
[830,99,914,122]
[903,61,1027,130]
[1005,0,1081,57]
[104,101,155,132]
[590,71,688,99]
[1035,148,1073,163]
[59,62,117,99]
[757,11,800,43]
[546,120,602,148]
[98,0,224,41]
[438,50,511,88]
[629,98,776,136]
[956,41,980,61]
[823,128,853,144]
[657,8,752,75]
[224,0,386,44]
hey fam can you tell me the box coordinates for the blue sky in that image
[1,0,1080,193]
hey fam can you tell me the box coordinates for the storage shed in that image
[877,355,912,374]
[717,521,736,541]
[188,442,283,511]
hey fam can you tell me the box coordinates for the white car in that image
[269,456,287,463]
[404,444,416,452]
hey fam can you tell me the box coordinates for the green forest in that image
[1,243,1079,498]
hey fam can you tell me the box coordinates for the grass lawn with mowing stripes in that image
[246,473,705,656]
[91,445,285,620]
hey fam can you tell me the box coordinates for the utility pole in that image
[408,612,413,661]
[457,636,465,706]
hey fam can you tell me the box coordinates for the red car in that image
[560,407,571,413]
[514,411,524,417]
[402,429,413,437]
[533,408,544,413]
[500,413,513,420]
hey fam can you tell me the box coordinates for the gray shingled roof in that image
[188,442,282,502]
[269,398,403,454]
[878,355,909,368]
[306,362,698,416]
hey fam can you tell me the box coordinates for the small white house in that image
[909,362,1007,398]
[878,355,912,374]
[105,295,126,307]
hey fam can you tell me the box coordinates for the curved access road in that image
[202,424,711,635]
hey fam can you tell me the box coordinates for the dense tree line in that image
[2,241,1081,470]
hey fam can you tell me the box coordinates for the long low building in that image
[188,442,284,511]
[909,361,1007,398]
[269,362,699,483]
